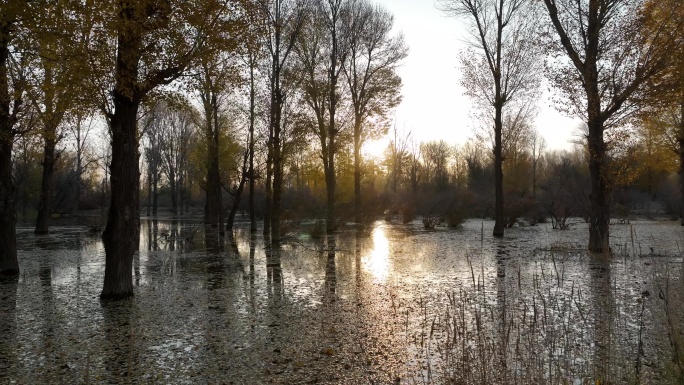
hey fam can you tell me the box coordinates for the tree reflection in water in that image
[2,219,683,383]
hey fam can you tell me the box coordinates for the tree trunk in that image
[353,118,362,223]
[101,94,140,300]
[493,102,505,237]
[169,167,177,213]
[325,146,336,234]
[227,152,248,231]
[0,137,17,275]
[204,96,223,234]
[0,28,18,275]
[35,132,57,234]
[146,158,152,216]
[679,99,684,226]
[75,117,82,212]
[264,132,273,238]
[248,77,256,233]
[327,42,338,234]
[587,112,610,252]
[152,170,158,215]
[271,79,284,243]
[272,134,282,244]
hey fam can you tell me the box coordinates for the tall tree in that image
[296,0,351,234]
[440,0,542,237]
[159,100,196,215]
[343,0,406,223]
[90,0,241,299]
[25,1,86,234]
[195,54,237,234]
[540,0,683,251]
[529,128,545,198]
[259,0,306,243]
[0,1,30,275]
[66,111,99,212]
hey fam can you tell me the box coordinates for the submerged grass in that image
[398,248,684,385]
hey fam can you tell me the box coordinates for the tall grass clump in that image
[399,250,683,385]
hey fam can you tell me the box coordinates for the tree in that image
[440,0,542,237]
[540,0,683,251]
[638,0,684,223]
[384,123,411,192]
[421,140,452,192]
[259,0,306,243]
[342,0,406,223]
[529,128,545,198]
[66,112,100,211]
[159,100,196,215]
[296,0,352,234]
[89,0,242,299]
[22,1,88,235]
[141,102,163,216]
[0,1,31,275]
[195,54,237,234]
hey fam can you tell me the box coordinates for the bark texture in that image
[0,19,18,275]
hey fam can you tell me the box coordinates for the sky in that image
[363,0,583,158]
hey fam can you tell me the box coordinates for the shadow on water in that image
[0,276,18,382]
[324,235,337,301]
[100,299,138,382]
[205,227,225,292]
[264,234,283,302]
[589,256,613,381]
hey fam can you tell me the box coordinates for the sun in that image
[361,137,390,162]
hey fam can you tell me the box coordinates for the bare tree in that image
[529,128,546,198]
[421,140,452,192]
[440,0,542,237]
[385,123,411,192]
[157,100,196,215]
[342,0,407,223]
[66,111,100,211]
[296,0,352,234]
[540,0,683,251]
[259,0,306,243]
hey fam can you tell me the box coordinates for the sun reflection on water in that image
[363,225,391,282]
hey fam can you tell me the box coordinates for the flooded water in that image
[1,218,683,384]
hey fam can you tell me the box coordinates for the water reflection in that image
[363,224,390,282]
[6,219,684,383]
[324,236,337,300]
[266,245,283,301]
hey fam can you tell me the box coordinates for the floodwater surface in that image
[1,218,683,384]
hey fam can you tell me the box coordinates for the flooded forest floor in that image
[1,217,683,384]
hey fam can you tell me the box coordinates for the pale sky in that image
[364,0,582,157]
